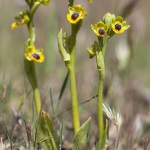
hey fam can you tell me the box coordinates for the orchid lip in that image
[71,13,79,20]
[115,24,121,31]
[32,53,40,60]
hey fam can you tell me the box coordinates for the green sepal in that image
[58,29,70,62]
[96,120,108,150]
[36,111,57,150]
[73,117,91,150]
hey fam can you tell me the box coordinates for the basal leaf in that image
[73,117,91,150]
[36,111,57,150]
[96,121,108,150]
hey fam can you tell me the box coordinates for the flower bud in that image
[103,13,115,31]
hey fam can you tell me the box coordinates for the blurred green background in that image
[0,0,150,149]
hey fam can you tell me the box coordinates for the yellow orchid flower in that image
[67,5,87,24]
[25,45,44,63]
[111,16,130,34]
[11,12,29,30]
[91,21,108,37]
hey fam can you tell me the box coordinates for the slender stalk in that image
[24,7,41,113]
[28,20,34,45]
[98,36,108,58]
[29,21,41,113]
[24,59,41,113]
[69,67,80,133]
[102,37,108,57]
[33,87,41,113]
[97,74,104,139]
[68,24,80,133]
[97,37,107,139]
[69,68,80,133]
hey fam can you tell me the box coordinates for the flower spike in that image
[67,5,87,24]
[111,16,130,34]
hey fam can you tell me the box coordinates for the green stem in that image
[34,87,41,113]
[24,7,41,113]
[24,59,41,113]
[29,20,34,45]
[30,22,41,113]
[98,36,108,58]
[68,0,74,7]
[97,73,104,139]
[97,37,107,140]
[102,36,108,57]
[69,66,80,133]
[68,24,80,133]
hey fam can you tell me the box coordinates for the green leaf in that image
[96,121,108,150]
[54,72,69,118]
[36,111,57,150]
[58,71,69,100]
[73,117,91,150]
[59,118,64,149]
[58,29,70,62]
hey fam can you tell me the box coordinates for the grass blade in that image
[54,72,69,118]
[2,116,13,150]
